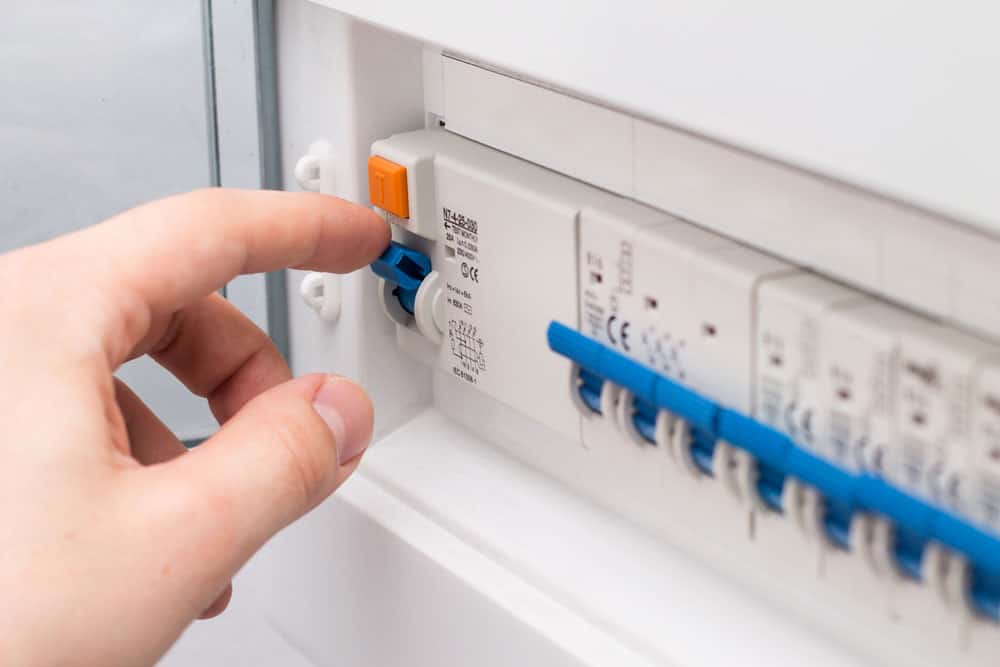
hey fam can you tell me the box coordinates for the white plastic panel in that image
[312,0,1000,234]
[951,233,1000,339]
[442,58,633,196]
[426,55,1000,344]
[242,409,877,666]
[638,117,1000,347]
[879,218,960,323]
[421,47,445,117]
[633,118,886,290]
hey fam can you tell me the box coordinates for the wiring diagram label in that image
[442,206,486,385]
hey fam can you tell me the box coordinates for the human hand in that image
[0,189,390,665]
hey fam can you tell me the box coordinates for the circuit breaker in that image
[364,124,1000,656]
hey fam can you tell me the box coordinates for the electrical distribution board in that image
[273,4,1000,664]
[365,125,1000,660]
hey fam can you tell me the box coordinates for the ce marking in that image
[460,262,480,283]
[606,315,631,352]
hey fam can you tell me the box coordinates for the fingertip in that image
[303,193,391,274]
[311,375,374,466]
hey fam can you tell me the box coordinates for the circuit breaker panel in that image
[362,118,1000,662]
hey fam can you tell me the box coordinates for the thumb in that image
[145,374,373,591]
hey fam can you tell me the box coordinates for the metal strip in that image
[254,0,291,361]
[202,0,227,299]
[208,0,289,355]
[200,0,221,189]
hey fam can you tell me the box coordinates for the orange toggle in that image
[368,155,409,218]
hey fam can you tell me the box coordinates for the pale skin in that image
[0,189,391,666]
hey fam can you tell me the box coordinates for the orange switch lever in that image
[368,155,409,218]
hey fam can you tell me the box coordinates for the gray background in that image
[1,2,219,440]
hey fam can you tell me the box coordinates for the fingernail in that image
[312,376,374,464]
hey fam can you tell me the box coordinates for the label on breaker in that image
[440,206,487,386]
[422,144,581,443]
[892,334,979,514]
[823,346,893,474]
[756,302,819,449]
[630,223,722,386]
[818,303,908,475]
[581,237,638,355]
[578,210,664,373]
[756,275,863,460]
[579,213,707,388]
[637,299,689,383]
[972,364,1000,533]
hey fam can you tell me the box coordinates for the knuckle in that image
[150,308,186,357]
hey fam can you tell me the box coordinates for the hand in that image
[0,189,390,665]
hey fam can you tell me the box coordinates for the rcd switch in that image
[368,130,585,443]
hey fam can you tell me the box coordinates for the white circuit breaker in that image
[972,363,1000,533]
[817,300,924,475]
[891,324,1000,516]
[576,202,673,460]
[369,129,584,444]
[362,125,1000,665]
[687,243,796,415]
[754,274,866,458]
[578,212,793,437]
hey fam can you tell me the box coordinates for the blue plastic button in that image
[370,242,431,314]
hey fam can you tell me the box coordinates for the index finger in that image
[51,188,389,366]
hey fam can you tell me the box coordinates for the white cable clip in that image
[299,272,342,322]
[293,139,336,193]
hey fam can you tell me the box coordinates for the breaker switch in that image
[368,155,410,218]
